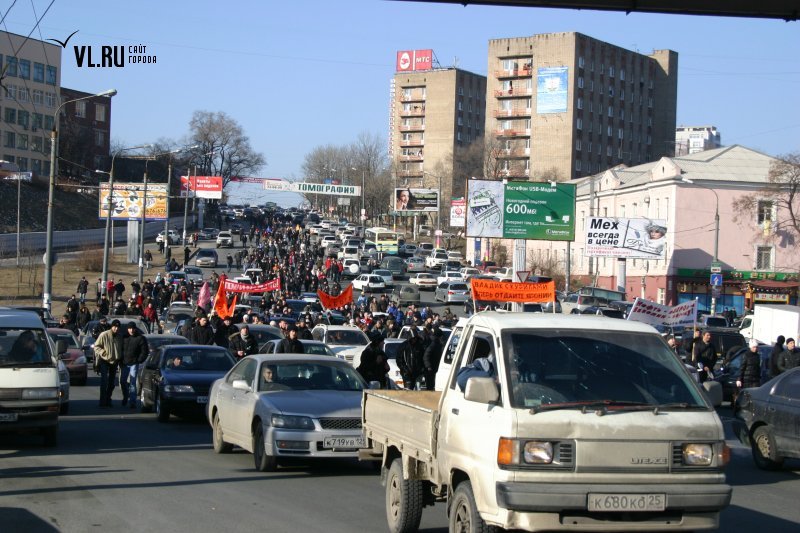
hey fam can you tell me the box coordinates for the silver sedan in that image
[208,354,369,471]
[434,281,471,303]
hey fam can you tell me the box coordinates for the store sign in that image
[676,269,800,282]
[465,179,575,241]
[450,198,465,227]
[396,49,433,72]
[98,182,167,220]
[585,217,667,259]
[754,293,790,303]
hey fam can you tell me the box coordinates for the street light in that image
[682,177,720,315]
[42,88,117,311]
[97,143,152,302]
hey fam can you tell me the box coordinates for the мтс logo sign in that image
[50,30,158,68]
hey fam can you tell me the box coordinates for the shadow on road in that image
[0,508,59,532]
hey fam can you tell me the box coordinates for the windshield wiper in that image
[529,400,652,415]
[652,403,707,414]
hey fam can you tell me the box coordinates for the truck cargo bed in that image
[362,390,442,464]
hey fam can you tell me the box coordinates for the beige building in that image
[675,125,722,156]
[0,31,62,177]
[485,32,677,182]
[390,67,486,218]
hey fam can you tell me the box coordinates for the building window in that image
[42,160,50,175]
[75,101,86,118]
[620,88,624,101]
[17,88,29,103]
[578,56,585,68]
[648,97,653,108]
[17,133,28,150]
[647,134,652,145]
[607,106,613,117]
[6,57,18,77]
[607,125,613,137]
[31,136,43,153]
[756,246,773,270]
[589,80,594,92]
[33,62,45,83]
[4,107,16,124]
[575,159,582,171]
[588,141,592,153]
[607,145,612,157]
[576,139,582,151]
[45,92,56,107]
[4,131,15,148]
[620,69,625,81]
[32,113,43,130]
[576,118,583,130]
[94,130,106,147]
[5,85,16,99]
[757,201,774,224]
[33,90,43,105]
[618,128,624,139]
[577,97,583,110]
[17,156,28,171]
[46,65,57,85]
[609,66,615,77]
[44,115,54,130]
[17,110,29,129]
[31,158,41,174]
[18,59,30,79]
[619,108,624,120]
[578,76,584,89]
[649,79,654,90]
[608,86,614,97]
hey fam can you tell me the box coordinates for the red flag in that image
[227,294,238,318]
[213,275,233,319]
[317,284,353,309]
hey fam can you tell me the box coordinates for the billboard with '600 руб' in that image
[465,179,575,241]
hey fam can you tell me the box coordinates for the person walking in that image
[121,323,150,409]
[144,249,153,270]
[736,338,763,394]
[768,335,786,378]
[76,277,89,303]
[421,327,445,390]
[357,331,390,388]
[777,338,800,374]
[226,254,234,273]
[188,316,215,345]
[276,327,304,354]
[692,330,717,383]
[184,246,191,267]
[229,325,259,358]
[94,319,123,407]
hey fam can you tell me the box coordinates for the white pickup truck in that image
[362,312,731,532]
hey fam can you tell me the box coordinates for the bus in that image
[364,227,400,255]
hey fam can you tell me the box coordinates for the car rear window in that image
[450,283,468,290]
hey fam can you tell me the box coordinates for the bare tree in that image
[483,136,505,179]
[188,111,266,189]
[732,151,800,243]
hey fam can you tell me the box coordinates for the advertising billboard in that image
[450,198,466,227]
[180,175,223,199]
[536,66,568,114]
[584,217,667,258]
[98,182,168,221]
[465,179,575,241]
[263,180,360,196]
[396,49,433,72]
[394,188,439,212]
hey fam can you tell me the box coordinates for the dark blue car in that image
[138,345,236,422]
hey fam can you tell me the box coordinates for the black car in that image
[733,367,800,470]
[138,345,236,422]
[712,344,772,403]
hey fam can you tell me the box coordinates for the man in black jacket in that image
[212,316,238,348]
[277,328,304,354]
[295,318,313,340]
[229,325,259,358]
[737,339,762,392]
[188,316,215,345]
[422,327,444,391]
[121,323,150,408]
[692,330,717,383]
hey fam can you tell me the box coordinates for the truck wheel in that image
[212,412,233,454]
[253,422,277,472]
[450,481,495,533]
[386,458,423,533]
[752,426,784,470]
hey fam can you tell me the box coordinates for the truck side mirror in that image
[702,381,723,407]
[464,377,499,404]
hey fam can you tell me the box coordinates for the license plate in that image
[0,413,19,422]
[588,493,665,512]
[323,436,365,448]
[196,396,208,404]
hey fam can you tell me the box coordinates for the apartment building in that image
[0,31,62,177]
[675,125,722,156]
[59,87,112,180]
[390,66,486,213]
[485,32,677,181]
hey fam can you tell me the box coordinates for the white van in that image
[0,308,65,446]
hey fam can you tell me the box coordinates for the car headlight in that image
[271,414,315,430]
[75,355,87,365]
[163,385,195,393]
[682,443,713,466]
[22,388,59,399]
[523,441,553,464]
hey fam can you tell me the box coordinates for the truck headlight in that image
[163,385,194,393]
[523,441,553,464]
[271,414,314,430]
[22,388,59,399]
[683,443,713,466]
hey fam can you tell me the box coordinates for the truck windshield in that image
[0,328,52,366]
[502,330,706,410]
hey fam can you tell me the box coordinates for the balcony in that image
[399,139,424,147]
[493,129,530,138]
[397,169,424,177]
[494,87,533,98]
[399,94,426,103]
[399,123,425,132]
[399,152,424,162]
[494,67,532,79]
[497,148,530,159]
[399,106,426,117]
[493,108,531,118]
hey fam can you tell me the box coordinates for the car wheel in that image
[41,425,58,447]
[386,458,423,533]
[253,422,277,472]
[140,388,152,413]
[155,393,170,422]
[752,425,784,470]
[450,481,496,533]
[212,412,233,454]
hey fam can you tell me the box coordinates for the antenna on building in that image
[432,51,442,69]
[453,56,459,68]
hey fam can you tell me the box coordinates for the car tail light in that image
[448,291,454,295]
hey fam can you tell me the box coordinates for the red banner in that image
[223,278,281,293]
[470,279,555,303]
[317,285,353,310]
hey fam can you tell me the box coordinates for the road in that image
[2,236,799,532]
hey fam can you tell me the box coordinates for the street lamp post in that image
[682,177,720,315]
[42,88,116,311]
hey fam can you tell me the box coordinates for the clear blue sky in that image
[6,0,799,193]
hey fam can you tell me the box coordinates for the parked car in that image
[310,325,370,363]
[405,257,426,273]
[138,345,236,421]
[195,249,219,268]
[261,339,336,357]
[409,272,438,290]
[434,281,471,303]
[208,355,369,471]
[216,231,234,248]
[47,328,88,386]
[733,367,800,470]
[352,274,386,293]
[392,285,421,307]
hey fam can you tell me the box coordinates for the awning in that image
[750,280,800,289]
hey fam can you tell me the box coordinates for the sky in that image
[4,0,799,206]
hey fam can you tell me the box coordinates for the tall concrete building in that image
[485,32,677,182]
[675,125,721,156]
[59,87,113,180]
[390,65,486,219]
[0,31,62,178]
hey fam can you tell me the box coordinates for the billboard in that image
[180,175,223,199]
[98,182,168,221]
[465,179,575,241]
[584,217,667,258]
[396,49,433,72]
[394,188,438,212]
[263,180,360,196]
[536,66,568,114]
[450,198,466,227]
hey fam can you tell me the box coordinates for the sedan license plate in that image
[196,396,209,404]
[0,413,19,422]
[323,436,365,449]
[588,493,665,512]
